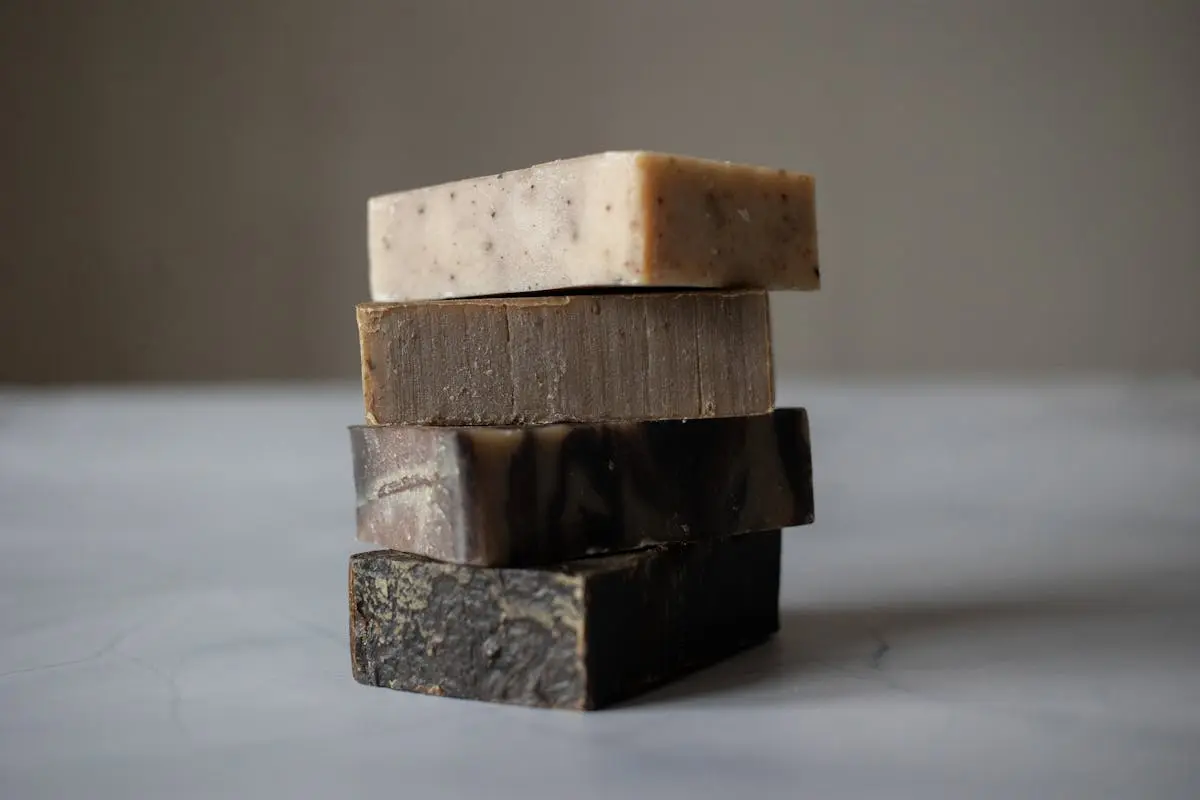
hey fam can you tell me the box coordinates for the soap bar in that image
[349,530,781,710]
[351,408,812,566]
[368,151,818,302]
[358,290,773,426]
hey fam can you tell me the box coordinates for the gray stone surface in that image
[1,380,1198,799]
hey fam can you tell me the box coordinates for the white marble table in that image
[1,379,1198,799]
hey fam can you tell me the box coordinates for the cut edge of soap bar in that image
[348,530,782,710]
[356,289,775,426]
[367,151,818,302]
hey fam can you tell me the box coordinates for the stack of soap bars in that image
[348,151,819,710]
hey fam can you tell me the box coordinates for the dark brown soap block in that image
[357,290,773,426]
[351,408,812,566]
[349,530,782,710]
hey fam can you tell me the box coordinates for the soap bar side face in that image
[369,153,644,301]
[349,552,588,708]
[351,409,813,566]
[694,289,775,417]
[357,301,516,426]
[358,290,774,426]
[350,425,487,563]
[585,530,782,707]
[367,151,818,301]
[639,153,819,289]
[348,530,782,710]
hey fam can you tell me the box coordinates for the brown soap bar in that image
[349,530,782,710]
[351,408,812,566]
[357,290,773,426]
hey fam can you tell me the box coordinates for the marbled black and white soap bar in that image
[358,290,773,426]
[368,151,818,302]
[350,408,813,566]
[349,530,782,710]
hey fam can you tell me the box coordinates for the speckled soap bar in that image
[358,290,773,426]
[349,530,782,710]
[350,408,813,566]
[368,151,818,301]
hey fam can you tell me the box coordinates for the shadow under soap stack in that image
[348,151,820,710]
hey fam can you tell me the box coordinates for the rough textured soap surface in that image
[368,151,818,302]
[351,409,812,566]
[348,531,781,710]
[358,290,773,426]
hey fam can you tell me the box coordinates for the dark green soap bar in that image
[349,530,781,710]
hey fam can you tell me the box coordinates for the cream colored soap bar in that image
[368,151,819,301]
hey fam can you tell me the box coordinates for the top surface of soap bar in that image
[368,151,819,301]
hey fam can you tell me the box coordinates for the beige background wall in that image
[2,0,1197,382]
